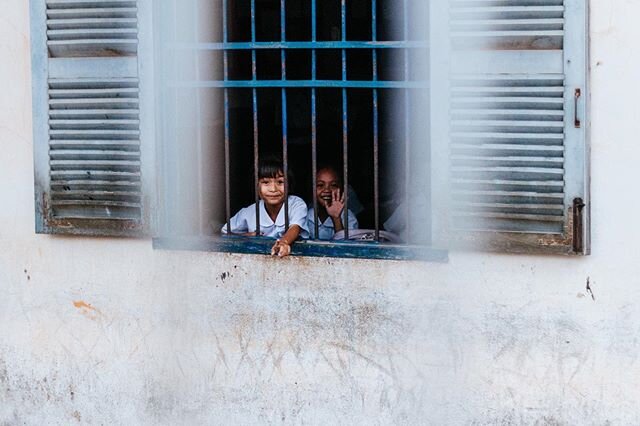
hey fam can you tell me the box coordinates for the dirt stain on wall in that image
[72,300,102,321]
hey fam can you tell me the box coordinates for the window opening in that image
[219,0,430,246]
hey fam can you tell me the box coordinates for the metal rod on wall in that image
[223,0,231,234]
[372,0,380,241]
[251,0,260,234]
[281,0,289,230]
[311,0,319,240]
[403,0,411,243]
[341,0,349,239]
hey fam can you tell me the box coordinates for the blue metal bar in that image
[372,0,379,241]
[341,0,349,239]
[404,0,411,243]
[172,80,430,89]
[251,0,260,234]
[154,236,449,262]
[193,0,204,233]
[169,41,431,50]
[311,0,318,240]
[223,0,230,232]
[281,0,289,230]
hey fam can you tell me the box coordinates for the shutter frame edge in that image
[446,0,590,255]
[30,0,149,237]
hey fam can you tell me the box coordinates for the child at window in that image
[221,156,309,257]
[307,165,359,240]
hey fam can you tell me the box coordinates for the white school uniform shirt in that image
[221,195,309,239]
[306,208,358,240]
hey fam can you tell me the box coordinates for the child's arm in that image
[271,225,302,257]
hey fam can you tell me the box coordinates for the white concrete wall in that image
[2,0,640,424]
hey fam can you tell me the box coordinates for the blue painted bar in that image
[281,0,289,230]
[169,41,431,50]
[403,0,411,243]
[341,0,349,239]
[311,0,318,240]
[372,0,379,241]
[172,80,430,89]
[251,0,260,234]
[223,0,230,232]
[154,236,449,262]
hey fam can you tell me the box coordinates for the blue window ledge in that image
[153,235,448,262]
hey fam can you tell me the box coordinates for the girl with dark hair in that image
[307,165,359,240]
[221,156,308,257]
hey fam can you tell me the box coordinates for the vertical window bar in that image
[251,0,260,235]
[372,0,380,241]
[403,0,411,243]
[193,0,204,234]
[281,0,289,230]
[223,0,231,234]
[341,0,349,239]
[311,0,319,240]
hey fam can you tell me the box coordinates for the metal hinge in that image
[574,88,582,128]
[572,197,586,253]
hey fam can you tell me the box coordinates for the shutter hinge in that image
[572,197,586,253]
[574,88,582,128]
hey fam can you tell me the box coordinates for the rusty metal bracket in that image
[572,197,586,253]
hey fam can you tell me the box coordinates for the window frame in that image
[151,0,446,261]
[150,0,590,260]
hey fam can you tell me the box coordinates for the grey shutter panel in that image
[448,0,589,254]
[31,0,146,236]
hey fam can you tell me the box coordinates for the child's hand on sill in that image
[271,239,291,257]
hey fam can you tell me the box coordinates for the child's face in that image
[259,172,286,207]
[316,169,341,206]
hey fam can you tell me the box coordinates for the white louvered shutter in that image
[447,0,588,254]
[31,0,147,236]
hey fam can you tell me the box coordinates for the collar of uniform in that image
[308,208,333,228]
[259,199,286,227]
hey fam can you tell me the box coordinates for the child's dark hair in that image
[317,162,343,185]
[258,154,295,191]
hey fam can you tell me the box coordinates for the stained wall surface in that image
[2,1,640,424]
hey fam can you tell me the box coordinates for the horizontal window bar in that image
[153,236,449,262]
[170,80,430,89]
[168,41,430,50]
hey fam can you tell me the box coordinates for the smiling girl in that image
[221,156,309,257]
[307,165,358,240]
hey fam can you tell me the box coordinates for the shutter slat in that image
[47,28,137,39]
[450,2,565,49]
[46,1,137,57]
[49,88,139,97]
[47,0,136,7]
[50,130,140,139]
[50,169,139,178]
[452,211,565,223]
[49,139,140,149]
[50,109,139,119]
[51,189,141,201]
[47,8,137,19]
[50,149,140,160]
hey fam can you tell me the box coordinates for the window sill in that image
[152,235,448,262]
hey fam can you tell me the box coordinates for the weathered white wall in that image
[2,1,640,424]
